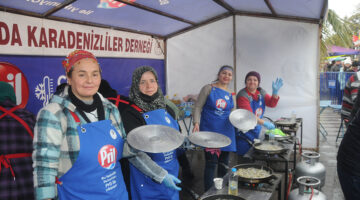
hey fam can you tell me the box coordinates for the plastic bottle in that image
[228,168,238,195]
[172,94,181,105]
[269,132,275,142]
[291,110,296,123]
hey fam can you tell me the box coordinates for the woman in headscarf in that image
[120,66,182,200]
[32,50,176,200]
[192,65,236,192]
[236,71,283,155]
[0,81,35,200]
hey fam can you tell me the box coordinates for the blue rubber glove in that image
[263,121,275,130]
[272,78,283,95]
[163,174,182,191]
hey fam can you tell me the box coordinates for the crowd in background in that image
[323,57,360,72]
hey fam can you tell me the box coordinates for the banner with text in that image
[0,11,164,59]
[0,56,165,115]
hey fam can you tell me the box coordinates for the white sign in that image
[0,11,164,59]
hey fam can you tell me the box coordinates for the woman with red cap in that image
[236,71,283,155]
[32,50,178,200]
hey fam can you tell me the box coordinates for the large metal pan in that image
[179,182,246,200]
[233,163,276,184]
[188,131,231,148]
[127,125,185,153]
[237,134,287,155]
[253,141,288,155]
[201,194,245,200]
[229,109,257,132]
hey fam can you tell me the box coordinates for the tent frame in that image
[0,0,328,40]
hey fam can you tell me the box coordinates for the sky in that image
[328,0,359,19]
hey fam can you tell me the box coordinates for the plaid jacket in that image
[0,100,36,200]
[32,86,166,200]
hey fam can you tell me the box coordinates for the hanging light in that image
[159,0,169,6]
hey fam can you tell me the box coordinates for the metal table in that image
[201,172,283,200]
[243,140,295,199]
[274,117,303,145]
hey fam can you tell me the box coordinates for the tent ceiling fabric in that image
[0,0,327,38]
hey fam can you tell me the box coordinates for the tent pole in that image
[232,15,237,94]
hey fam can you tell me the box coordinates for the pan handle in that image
[177,183,200,200]
[219,162,230,171]
[267,174,278,185]
[237,133,255,147]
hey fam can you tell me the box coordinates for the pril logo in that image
[98,145,118,170]
[216,99,227,109]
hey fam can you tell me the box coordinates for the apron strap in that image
[69,110,81,123]
[55,110,80,185]
[55,176,63,185]
[131,104,142,112]
[107,95,143,113]
[0,106,34,138]
[107,95,128,107]
[0,153,32,181]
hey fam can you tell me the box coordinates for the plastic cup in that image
[213,177,223,189]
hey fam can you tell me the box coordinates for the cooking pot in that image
[233,163,276,184]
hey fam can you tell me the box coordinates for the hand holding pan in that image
[229,109,257,132]
[188,131,231,148]
[127,125,185,153]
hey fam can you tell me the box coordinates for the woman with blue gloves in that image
[120,66,182,200]
[236,71,283,155]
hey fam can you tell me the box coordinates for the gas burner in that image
[252,149,290,159]
[238,177,278,193]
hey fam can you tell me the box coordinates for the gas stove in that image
[238,174,280,193]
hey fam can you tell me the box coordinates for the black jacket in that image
[337,88,360,176]
[109,95,177,134]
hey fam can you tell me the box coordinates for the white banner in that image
[0,11,164,59]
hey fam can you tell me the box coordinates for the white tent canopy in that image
[0,0,327,149]
[167,15,319,148]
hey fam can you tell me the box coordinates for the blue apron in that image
[57,112,127,200]
[130,108,180,200]
[200,87,236,152]
[236,94,266,155]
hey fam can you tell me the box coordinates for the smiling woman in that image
[192,65,237,191]
[67,59,101,101]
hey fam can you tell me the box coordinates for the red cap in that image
[62,50,98,73]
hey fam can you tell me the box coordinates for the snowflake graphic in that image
[35,83,46,101]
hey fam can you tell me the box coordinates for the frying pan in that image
[201,194,245,200]
[229,109,257,132]
[253,141,288,155]
[233,163,276,184]
[179,182,246,200]
[238,133,287,155]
